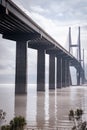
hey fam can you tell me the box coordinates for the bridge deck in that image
[0,0,82,69]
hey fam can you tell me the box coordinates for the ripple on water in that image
[0,85,87,129]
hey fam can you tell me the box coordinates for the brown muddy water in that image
[0,84,87,129]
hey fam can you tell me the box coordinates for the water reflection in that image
[15,95,27,118]
[49,89,56,127]
[45,85,49,127]
[26,84,37,126]
[0,84,14,124]
[36,92,45,128]
[0,84,87,129]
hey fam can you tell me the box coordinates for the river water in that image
[0,84,87,129]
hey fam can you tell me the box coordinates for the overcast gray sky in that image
[0,0,87,84]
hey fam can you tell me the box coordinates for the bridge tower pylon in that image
[69,27,82,85]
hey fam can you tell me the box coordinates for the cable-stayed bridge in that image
[69,27,85,85]
[0,0,85,94]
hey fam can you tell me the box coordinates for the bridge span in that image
[0,0,83,94]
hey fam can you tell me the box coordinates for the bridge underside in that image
[0,0,84,94]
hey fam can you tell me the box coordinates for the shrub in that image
[1,116,26,130]
[69,108,87,130]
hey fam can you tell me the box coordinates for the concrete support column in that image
[62,59,66,87]
[37,49,45,91]
[49,54,55,89]
[15,41,27,94]
[77,68,80,85]
[65,60,70,87]
[69,67,72,86]
[82,71,85,84]
[57,57,62,88]
[64,60,67,87]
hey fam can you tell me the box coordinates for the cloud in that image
[0,35,16,83]
[30,6,50,14]
[24,0,87,24]
[13,0,87,23]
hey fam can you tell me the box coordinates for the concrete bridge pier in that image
[65,60,70,87]
[15,41,27,94]
[77,67,80,85]
[57,57,62,88]
[62,58,66,87]
[67,61,71,86]
[37,49,45,91]
[64,60,67,87]
[49,54,55,89]
[81,71,85,84]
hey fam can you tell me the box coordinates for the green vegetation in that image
[1,116,26,130]
[69,109,87,130]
